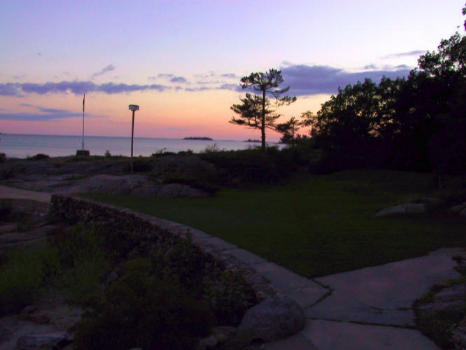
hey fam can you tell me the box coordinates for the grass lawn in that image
[85,170,465,277]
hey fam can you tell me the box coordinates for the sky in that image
[0,0,464,141]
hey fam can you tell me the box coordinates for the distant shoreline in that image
[183,137,213,140]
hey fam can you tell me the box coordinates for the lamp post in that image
[128,104,139,173]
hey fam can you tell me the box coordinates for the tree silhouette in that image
[230,69,296,150]
[276,116,304,144]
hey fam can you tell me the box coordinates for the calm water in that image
[0,134,275,158]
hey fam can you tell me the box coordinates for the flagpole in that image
[82,93,85,150]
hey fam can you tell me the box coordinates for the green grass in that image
[84,170,466,277]
[0,225,109,315]
[0,242,49,314]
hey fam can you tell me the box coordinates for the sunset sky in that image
[0,0,464,141]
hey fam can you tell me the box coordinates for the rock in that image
[18,305,51,325]
[211,326,236,345]
[105,270,119,285]
[198,327,239,350]
[434,283,466,304]
[0,223,16,233]
[16,332,71,350]
[157,183,207,198]
[236,297,305,346]
[450,202,466,213]
[198,335,218,350]
[417,284,466,316]
[69,174,147,195]
[0,325,13,344]
[451,317,466,350]
[375,203,426,217]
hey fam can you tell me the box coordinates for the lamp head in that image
[129,104,139,111]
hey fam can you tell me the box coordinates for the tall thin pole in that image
[130,110,135,173]
[82,93,85,150]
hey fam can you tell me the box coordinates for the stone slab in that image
[196,236,238,252]
[222,248,268,266]
[308,249,462,326]
[302,320,439,350]
[289,286,330,309]
[265,330,318,350]
[254,262,328,303]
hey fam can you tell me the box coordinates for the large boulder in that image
[235,297,305,346]
[451,317,466,350]
[375,203,426,217]
[450,202,466,217]
[156,183,206,197]
[61,175,208,197]
[16,332,71,350]
[69,174,147,194]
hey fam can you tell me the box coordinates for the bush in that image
[0,200,12,222]
[150,235,257,325]
[160,173,219,194]
[47,225,109,304]
[204,270,257,325]
[27,153,50,161]
[74,264,215,350]
[128,157,153,172]
[150,235,213,291]
[200,148,296,186]
[0,153,6,163]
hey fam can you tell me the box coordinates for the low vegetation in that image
[0,220,257,349]
[414,272,466,349]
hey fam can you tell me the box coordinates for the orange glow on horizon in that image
[0,90,330,141]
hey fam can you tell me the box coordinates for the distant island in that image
[183,137,213,140]
[244,139,261,143]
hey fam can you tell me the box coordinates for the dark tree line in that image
[306,9,465,174]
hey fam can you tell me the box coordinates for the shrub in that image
[27,153,50,161]
[150,235,211,291]
[0,200,12,222]
[127,157,153,172]
[150,235,257,325]
[73,265,215,350]
[46,224,109,304]
[0,153,6,163]
[160,174,219,194]
[200,147,296,186]
[204,270,257,326]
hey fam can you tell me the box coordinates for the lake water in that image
[0,134,275,158]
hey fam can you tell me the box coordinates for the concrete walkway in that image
[0,185,461,349]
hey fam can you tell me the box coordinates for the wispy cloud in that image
[209,64,412,96]
[153,74,189,84]
[280,64,411,96]
[157,73,174,79]
[91,64,115,79]
[382,50,426,59]
[170,76,188,83]
[220,73,238,79]
[0,81,170,96]
[0,104,106,121]
[0,83,22,96]
[0,65,411,98]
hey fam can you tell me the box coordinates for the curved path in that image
[0,185,461,350]
[0,185,51,203]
